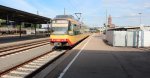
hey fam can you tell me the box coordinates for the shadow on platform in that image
[46,49,150,78]
[67,49,150,78]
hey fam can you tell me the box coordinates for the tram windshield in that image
[52,27,68,35]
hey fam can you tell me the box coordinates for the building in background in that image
[108,15,115,28]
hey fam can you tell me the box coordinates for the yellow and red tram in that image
[50,15,88,47]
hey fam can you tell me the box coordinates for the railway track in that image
[0,39,49,52]
[0,35,89,78]
[0,40,50,57]
[0,50,66,78]
[0,38,68,78]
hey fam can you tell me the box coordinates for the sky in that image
[0,0,150,27]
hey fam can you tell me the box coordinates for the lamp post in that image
[137,13,142,48]
[139,13,142,25]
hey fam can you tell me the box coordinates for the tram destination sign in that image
[53,20,69,24]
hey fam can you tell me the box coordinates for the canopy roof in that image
[0,5,51,24]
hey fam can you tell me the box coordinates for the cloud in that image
[26,1,59,18]
[0,0,58,18]
[101,0,128,8]
[144,3,150,9]
[67,0,101,15]
[0,0,37,14]
[102,0,127,4]
[1,0,150,26]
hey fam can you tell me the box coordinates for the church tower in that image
[108,15,112,27]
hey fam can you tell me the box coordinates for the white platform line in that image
[58,34,94,78]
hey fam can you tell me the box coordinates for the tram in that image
[50,15,88,47]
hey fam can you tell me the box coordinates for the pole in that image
[64,8,65,15]
[0,19,1,26]
[106,10,108,26]
[37,11,39,15]
[105,10,108,33]
[19,25,21,37]
[139,13,142,25]
[137,13,142,48]
[137,31,139,48]
[50,20,53,35]
[34,24,37,36]
[47,21,50,36]
[20,22,22,38]
[7,15,9,26]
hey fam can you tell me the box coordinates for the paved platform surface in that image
[46,33,150,78]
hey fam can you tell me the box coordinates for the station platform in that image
[0,34,49,48]
[46,33,150,78]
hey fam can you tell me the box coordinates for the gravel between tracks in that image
[0,44,53,73]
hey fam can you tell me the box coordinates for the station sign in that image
[52,23,68,27]
[52,20,69,24]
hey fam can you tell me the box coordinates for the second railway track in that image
[0,39,49,52]
[0,40,50,57]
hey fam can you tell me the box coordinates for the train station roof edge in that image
[0,5,51,24]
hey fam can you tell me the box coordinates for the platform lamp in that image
[139,13,142,26]
[137,13,142,48]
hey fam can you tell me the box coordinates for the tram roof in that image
[0,5,51,24]
[54,15,79,25]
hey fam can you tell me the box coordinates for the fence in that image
[106,30,150,47]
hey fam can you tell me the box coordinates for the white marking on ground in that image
[58,34,94,78]
[10,71,29,75]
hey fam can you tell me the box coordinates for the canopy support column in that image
[20,22,24,38]
[47,21,50,36]
[19,23,22,38]
[34,24,37,36]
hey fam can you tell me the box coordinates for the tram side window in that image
[68,24,81,35]
[73,24,77,35]
[68,25,72,31]
[74,25,81,35]
[74,31,81,35]
[68,24,74,35]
